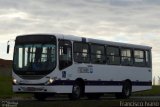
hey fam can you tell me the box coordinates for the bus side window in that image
[106,46,120,65]
[59,40,72,70]
[134,50,145,67]
[121,48,133,66]
[91,44,106,64]
[74,42,90,63]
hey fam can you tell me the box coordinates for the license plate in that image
[21,87,44,91]
[26,87,36,91]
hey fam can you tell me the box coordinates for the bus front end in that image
[12,34,58,97]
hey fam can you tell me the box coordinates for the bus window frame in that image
[73,41,90,63]
[106,45,121,65]
[58,39,73,70]
[120,47,133,66]
[90,43,106,64]
[133,48,146,67]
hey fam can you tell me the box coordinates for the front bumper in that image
[13,85,72,93]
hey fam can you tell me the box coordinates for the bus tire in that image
[34,93,47,101]
[69,82,82,100]
[115,81,132,99]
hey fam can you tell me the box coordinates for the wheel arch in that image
[123,79,132,93]
[74,78,85,95]
[124,79,132,88]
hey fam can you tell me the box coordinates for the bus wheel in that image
[69,82,82,100]
[115,81,132,99]
[86,93,102,100]
[34,93,47,101]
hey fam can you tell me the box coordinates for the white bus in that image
[9,34,152,100]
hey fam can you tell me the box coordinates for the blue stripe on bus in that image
[51,80,151,86]
[18,80,151,86]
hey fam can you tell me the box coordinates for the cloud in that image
[0,0,160,37]
[0,0,160,82]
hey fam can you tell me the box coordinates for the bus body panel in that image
[13,63,152,93]
[12,34,152,95]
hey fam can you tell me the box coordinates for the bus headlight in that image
[13,78,18,84]
[49,78,54,84]
[45,78,54,85]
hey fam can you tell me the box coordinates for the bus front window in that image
[13,44,56,73]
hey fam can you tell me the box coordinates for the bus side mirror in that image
[7,40,15,54]
[7,44,10,54]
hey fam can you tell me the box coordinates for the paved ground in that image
[1,96,160,107]
[2,95,160,101]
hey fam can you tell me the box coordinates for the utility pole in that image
[158,76,160,85]
[153,76,155,86]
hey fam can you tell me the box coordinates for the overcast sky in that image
[0,0,159,81]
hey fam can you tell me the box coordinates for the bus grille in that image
[19,75,44,80]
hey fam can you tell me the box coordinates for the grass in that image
[17,100,121,107]
[133,86,160,96]
[0,67,32,99]
[0,76,12,98]
[0,67,12,98]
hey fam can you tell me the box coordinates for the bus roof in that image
[56,34,152,50]
[16,33,152,50]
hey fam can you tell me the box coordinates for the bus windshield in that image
[13,44,56,73]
